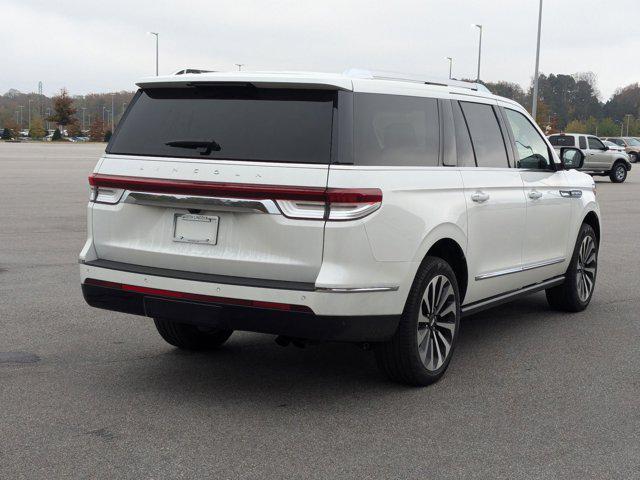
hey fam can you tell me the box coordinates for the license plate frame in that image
[173,214,219,245]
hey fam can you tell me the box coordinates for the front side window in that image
[460,101,509,168]
[588,137,606,150]
[504,109,551,169]
[108,87,335,164]
[610,138,625,146]
[354,93,439,166]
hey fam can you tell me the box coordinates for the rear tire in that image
[629,152,638,163]
[375,257,460,386]
[154,318,233,350]
[546,223,598,312]
[609,162,627,183]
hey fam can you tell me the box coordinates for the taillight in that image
[275,189,382,221]
[87,174,382,220]
[88,175,124,204]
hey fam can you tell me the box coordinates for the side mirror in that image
[602,145,609,151]
[560,147,584,170]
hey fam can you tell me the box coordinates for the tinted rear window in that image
[353,93,439,166]
[460,101,509,168]
[548,135,575,147]
[108,87,335,164]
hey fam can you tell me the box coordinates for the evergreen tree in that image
[52,128,62,141]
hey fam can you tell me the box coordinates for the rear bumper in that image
[82,282,399,342]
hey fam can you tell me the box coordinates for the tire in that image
[609,162,627,183]
[153,318,233,350]
[546,223,598,312]
[629,152,638,164]
[375,256,461,386]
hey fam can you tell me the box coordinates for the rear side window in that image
[108,87,335,164]
[354,93,439,166]
[460,102,509,168]
[548,135,575,147]
[579,136,587,149]
[452,101,476,167]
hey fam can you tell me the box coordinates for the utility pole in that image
[111,93,115,131]
[148,32,159,75]
[472,24,482,82]
[531,0,544,121]
[446,57,453,79]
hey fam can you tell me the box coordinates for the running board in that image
[461,276,565,317]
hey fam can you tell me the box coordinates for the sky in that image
[2,0,639,100]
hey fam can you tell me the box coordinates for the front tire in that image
[546,223,598,312]
[629,152,638,163]
[375,257,460,386]
[610,162,627,183]
[154,318,233,350]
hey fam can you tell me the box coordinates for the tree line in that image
[2,71,640,141]
[484,73,640,136]
[0,89,135,141]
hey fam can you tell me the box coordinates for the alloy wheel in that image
[576,235,597,302]
[417,275,457,371]
[615,165,626,181]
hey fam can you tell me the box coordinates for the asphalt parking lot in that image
[1,142,639,479]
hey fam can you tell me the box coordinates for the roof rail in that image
[343,68,491,93]
[173,68,215,75]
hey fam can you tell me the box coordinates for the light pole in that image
[625,114,632,136]
[45,108,51,131]
[531,0,544,121]
[18,105,24,129]
[472,24,482,82]
[111,93,115,131]
[81,107,86,132]
[446,57,453,79]
[148,32,159,76]
[28,99,32,130]
[235,64,244,71]
[102,106,106,124]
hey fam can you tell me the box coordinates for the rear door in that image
[91,85,336,284]
[455,99,528,304]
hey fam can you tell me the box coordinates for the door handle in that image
[528,190,543,200]
[471,191,490,203]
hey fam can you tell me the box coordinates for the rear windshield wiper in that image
[165,140,222,155]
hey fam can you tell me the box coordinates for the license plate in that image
[174,214,219,245]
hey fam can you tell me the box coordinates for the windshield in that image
[626,138,640,146]
[107,86,336,164]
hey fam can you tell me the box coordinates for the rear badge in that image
[174,214,219,245]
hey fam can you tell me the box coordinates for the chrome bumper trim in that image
[123,191,280,214]
[315,286,399,293]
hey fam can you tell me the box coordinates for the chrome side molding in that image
[315,286,399,293]
[475,257,565,281]
[124,191,280,214]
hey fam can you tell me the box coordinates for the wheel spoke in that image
[435,329,451,358]
[435,318,456,334]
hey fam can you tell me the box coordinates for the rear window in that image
[548,135,575,147]
[108,87,335,164]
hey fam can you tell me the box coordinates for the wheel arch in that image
[406,223,468,304]
[583,210,601,244]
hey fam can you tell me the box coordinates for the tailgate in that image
[89,85,336,284]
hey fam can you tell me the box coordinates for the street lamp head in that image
[446,56,452,61]
[473,24,482,29]
[148,31,159,36]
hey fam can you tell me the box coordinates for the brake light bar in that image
[88,174,382,220]
[84,278,313,313]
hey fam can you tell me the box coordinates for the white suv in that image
[80,70,600,385]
